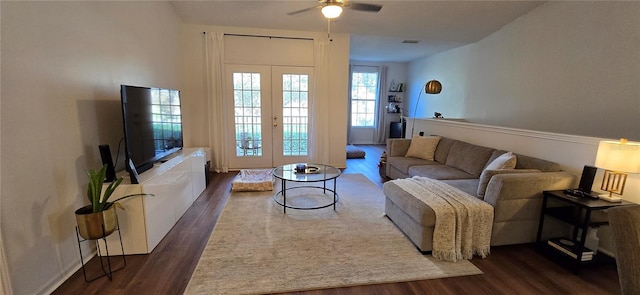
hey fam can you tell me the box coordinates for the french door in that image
[226,65,314,169]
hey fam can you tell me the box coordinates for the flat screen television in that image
[120,85,183,175]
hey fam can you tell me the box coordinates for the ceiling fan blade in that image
[346,2,382,12]
[287,6,320,15]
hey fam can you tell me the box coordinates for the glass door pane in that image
[272,67,313,166]
[233,72,262,157]
[226,65,272,169]
[282,74,309,156]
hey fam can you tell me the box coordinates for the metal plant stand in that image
[75,214,126,282]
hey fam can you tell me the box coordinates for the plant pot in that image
[75,204,117,240]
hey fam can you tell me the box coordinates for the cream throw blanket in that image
[393,176,494,262]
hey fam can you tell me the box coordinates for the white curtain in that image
[312,37,330,164]
[374,66,388,144]
[346,65,353,144]
[204,32,229,173]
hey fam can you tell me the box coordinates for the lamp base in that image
[598,193,622,203]
[600,170,628,196]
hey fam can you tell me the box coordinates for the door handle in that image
[273,116,278,127]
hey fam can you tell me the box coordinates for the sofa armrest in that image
[483,172,576,221]
[484,171,575,205]
[478,169,541,197]
[387,138,412,157]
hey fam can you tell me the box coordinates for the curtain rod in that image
[202,32,313,41]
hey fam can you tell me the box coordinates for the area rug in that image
[184,174,482,295]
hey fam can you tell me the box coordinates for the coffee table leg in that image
[323,179,327,194]
[333,178,337,210]
[282,179,286,213]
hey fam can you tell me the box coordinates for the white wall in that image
[403,1,640,255]
[181,24,350,168]
[407,1,640,141]
[0,2,183,294]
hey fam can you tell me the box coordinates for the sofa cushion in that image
[383,181,436,227]
[386,138,412,157]
[440,179,482,197]
[445,141,495,177]
[434,137,457,164]
[405,136,441,161]
[388,156,439,175]
[408,164,475,180]
[515,154,561,172]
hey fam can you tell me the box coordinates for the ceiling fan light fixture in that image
[322,5,343,18]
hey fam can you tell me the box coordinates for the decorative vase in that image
[74,204,118,240]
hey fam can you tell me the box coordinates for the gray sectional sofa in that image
[383,136,576,252]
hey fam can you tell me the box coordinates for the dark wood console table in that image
[536,190,634,274]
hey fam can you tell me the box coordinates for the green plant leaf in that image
[87,169,100,212]
[83,164,153,213]
[86,170,94,205]
[101,177,124,207]
[85,165,108,213]
[109,193,154,204]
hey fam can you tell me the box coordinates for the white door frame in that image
[272,66,314,166]
[226,65,314,169]
[226,65,274,169]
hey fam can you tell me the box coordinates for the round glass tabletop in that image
[272,163,342,182]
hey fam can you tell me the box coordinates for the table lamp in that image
[594,138,640,198]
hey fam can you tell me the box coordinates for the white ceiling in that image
[170,0,545,62]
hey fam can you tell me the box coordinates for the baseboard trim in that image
[38,250,96,295]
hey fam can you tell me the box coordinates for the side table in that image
[535,190,634,274]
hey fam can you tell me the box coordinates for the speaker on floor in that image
[578,165,597,193]
[98,144,116,182]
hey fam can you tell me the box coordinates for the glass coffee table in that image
[272,163,342,213]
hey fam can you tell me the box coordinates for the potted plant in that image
[75,164,151,240]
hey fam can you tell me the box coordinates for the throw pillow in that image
[477,152,517,197]
[405,136,441,161]
[486,152,517,171]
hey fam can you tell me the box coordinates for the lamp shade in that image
[321,5,343,18]
[594,140,640,173]
[425,80,442,94]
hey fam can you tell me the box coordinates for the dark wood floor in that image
[53,145,620,294]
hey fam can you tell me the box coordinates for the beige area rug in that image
[184,174,482,295]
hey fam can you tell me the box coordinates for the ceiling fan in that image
[287,0,383,19]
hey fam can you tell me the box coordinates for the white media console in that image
[99,148,208,255]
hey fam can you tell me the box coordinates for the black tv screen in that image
[121,85,183,174]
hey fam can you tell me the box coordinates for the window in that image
[282,73,309,156]
[151,88,182,152]
[350,69,379,127]
[232,72,262,157]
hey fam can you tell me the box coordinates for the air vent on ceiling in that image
[402,40,419,44]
